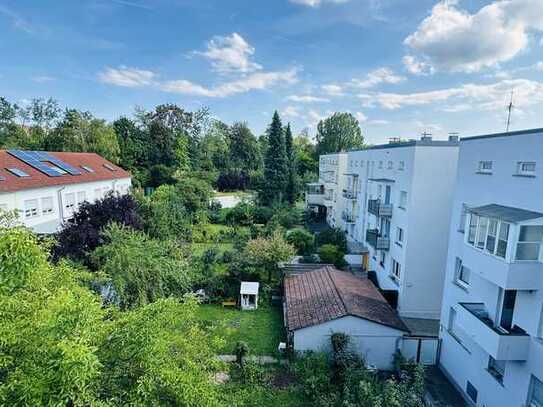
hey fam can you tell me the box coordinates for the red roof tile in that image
[284,266,408,332]
[0,150,131,193]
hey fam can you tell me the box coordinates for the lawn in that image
[191,242,234,256]
[197,304,285,355]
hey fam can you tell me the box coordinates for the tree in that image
[294,129,318,180]
[114,117,148,171]
[286,228,315,255]
[261,111,288,205]
[243,231,295,282]
[54,193,143,265]
[92,224,193,309]
[285,123,297,204]
[227,122,261,173]
[316,112,364,155]
[318,244,347,268]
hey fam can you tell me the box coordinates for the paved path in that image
[217,355,283,364]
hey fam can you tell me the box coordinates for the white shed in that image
[284,266,409,370]
[240,281,259,310]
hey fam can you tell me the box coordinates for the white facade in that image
[313,153,348,228]
[439,128,543,407]
[316,138,459,319]
[293,315,404,370]
[0,177,132,234]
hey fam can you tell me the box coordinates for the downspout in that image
[57,186,65,230]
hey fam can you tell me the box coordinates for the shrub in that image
[234,341,250,366]
[224,202,254,226]
[318,244,347,268]
[243,231,296,282]
[315,227,347,252]
[286,228,315,255]
[269,206,301,229]
[216,169,251,191]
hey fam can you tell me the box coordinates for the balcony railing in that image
[365,228,390,250]
[342,211,356,223]
[457,302,530,360]
[342,189,357,199]
[368,199,393,217]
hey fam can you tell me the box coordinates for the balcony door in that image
[380,218,391,238]
[499,290,517,331]
[385,185,391,205]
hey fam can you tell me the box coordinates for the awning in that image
[469,204,543,223]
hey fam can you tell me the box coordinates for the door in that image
[401,337,440,365]
[500,290,517,331]
[385,185,391,205]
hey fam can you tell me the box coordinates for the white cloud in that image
[0,5,35,34]
[368,119,389,125]
[402,55,434,76]
[321,84,344,96]
[98,66,156,87]
[286,94,330,103]
[195,33,262,75]
[31,75,55,83]
[354,112,367,122]
[350,68,405,88]
[404,0,543,73]
[359,78,543,112]
[282,105,302,118]
[289,0,350,7]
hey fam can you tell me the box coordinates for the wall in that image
[0,177,132,233]
[293,315,404,370]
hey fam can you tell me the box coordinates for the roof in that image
[461,127,543,142]
[240,281,259,295]
[469,204,543,223]
[284,266,408,332]
[368,178,395,183]
[347,138,459,153]
[0,150,131,193]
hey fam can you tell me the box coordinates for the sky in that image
[1,0,543,144]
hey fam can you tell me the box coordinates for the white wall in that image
[439,130,543,407]
[0,177,132,233]
[293,315,404,370]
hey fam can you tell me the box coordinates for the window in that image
[516,226,543,261]
[77,191,86,204]
[392,259,401,281]
[81,165,95,173]
[466,381,478,403]
[378,161,383,169]
[478,160,493,174]
[448,308,458,335]
[387,161,393,169]
[94,188,102,200]
[396,227,404,245]
[458,204,469,233]
[517,161,536,176]
[47,164,67,175]
[7,167,30,177]
[454,257,470,286]
[497,222,509,258]
[488,356,505,383]
[41,197,54,215]
[380,251,386,268]
[528,375,543,407]
[65,193,75,210]
[399,191,407,210]
[24,199,39,218]
[486,219,498,253]
[467,214,510,259]
[398,161,405,171]
[476,217,488,249]
[103,163,117,171]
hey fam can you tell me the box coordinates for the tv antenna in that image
[506,90,514,132]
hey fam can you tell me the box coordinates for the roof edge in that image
[461,127,543,142]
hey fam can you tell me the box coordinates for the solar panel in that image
[81,165,94,173]
[7,150,82,177]
[7,167,30,177]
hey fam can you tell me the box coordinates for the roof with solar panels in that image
[0,150,131,193]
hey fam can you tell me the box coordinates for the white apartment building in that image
[308,137,460,320]
[306,153,348,228]
[439,128,543,407]
[0,150,132,234]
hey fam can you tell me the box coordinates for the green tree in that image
[261,111,288,205]
[228,122,261,172]
[286,228,315,256]
[92,224,192,309]
[243,231,295,282]
[316,112,364,155]
[285,123,297,204]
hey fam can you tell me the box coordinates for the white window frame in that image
[478,160,493,174]
[77,191,87,205]
[466,214,510,260]
[387,160,393,169]
[454,257,470,288]
[458,203,469,233]
[65,193,75,210]
[24,199,39,218]
[41,197,54,215]
[399,191,407,210]
[396,227,404,246]
[517,161,536,177]
[515,225,543,262]
[528,375,543,407]
[398,161,405,171]
[487,356,505,383]
[391,259,401,281]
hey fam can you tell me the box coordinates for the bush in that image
[285,228,315,256]
[269,206,301,229]
[224,202,254,226]
[234,341,250,366]
[315,227,347,252]
[318,244,346,268]
[216,169,251,191]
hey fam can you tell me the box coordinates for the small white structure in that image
[240,281,259,310]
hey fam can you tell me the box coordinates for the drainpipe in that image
[57,186,65,230]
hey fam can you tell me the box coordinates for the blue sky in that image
[1,0,543,144]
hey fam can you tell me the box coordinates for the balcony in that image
[342,189,357,200]
[463,244,543,290]
[457,303,530,360]
[368,199,393,217]
[366,228,390,251]
[342,211,356,223]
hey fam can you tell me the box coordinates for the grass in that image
[197,304,285,355]
[191,242,234,256]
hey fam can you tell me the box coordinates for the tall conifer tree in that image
[285,123,296,204]
[261,111,288,204]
